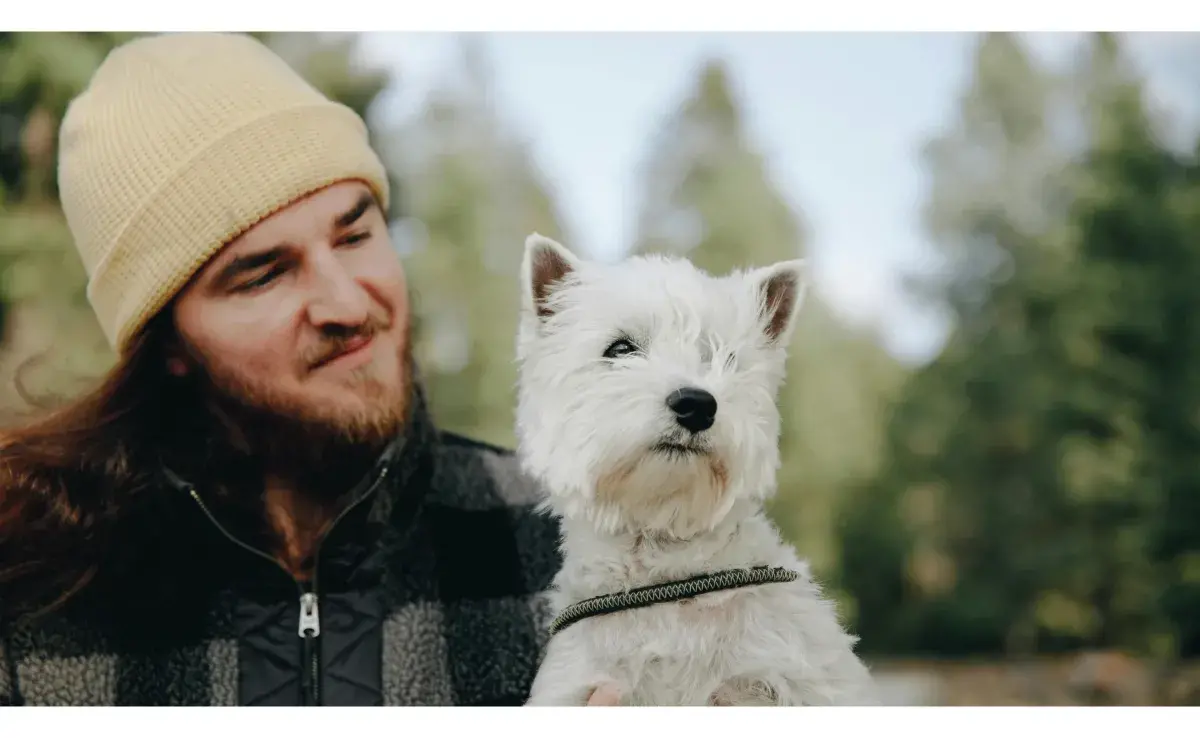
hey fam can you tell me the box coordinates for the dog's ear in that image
[752,259,808,346]
[522,233,580,321]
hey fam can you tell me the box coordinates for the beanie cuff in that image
[86,100,390,354]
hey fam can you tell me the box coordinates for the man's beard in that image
[175,316,414,503]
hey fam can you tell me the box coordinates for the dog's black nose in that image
[667,387,718,433]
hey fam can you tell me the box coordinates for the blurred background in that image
[3,30,1200,705]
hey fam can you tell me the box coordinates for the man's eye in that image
[233,269,281,293]
[340,231,371,246]
[603,338,639,359]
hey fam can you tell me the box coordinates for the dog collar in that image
[548,565,800,636]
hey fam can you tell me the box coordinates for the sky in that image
[357,32,1200,366]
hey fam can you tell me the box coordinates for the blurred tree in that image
[0,32,140,410]
[631,58,904,576]
[837,32,1083,656]
[383,36,569,448]
[912,31,1078,321]
[1156,139,1200,659]
[839,32,1200,663]
[1057,33,1200,659]
[0,32,398,413]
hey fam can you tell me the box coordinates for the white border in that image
[0,704,1193,730]
[3,6,1197,724]
[8,1,1198,32]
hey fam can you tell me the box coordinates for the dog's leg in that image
[526,632,617,706]
[526,679,601,706]
[818,644,881,706]
[771,657,881,706]
[711,670,876,707]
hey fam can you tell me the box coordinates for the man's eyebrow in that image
[211,246,287,288]
[335,192,377,229]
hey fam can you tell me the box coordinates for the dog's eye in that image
[603,338,639,359]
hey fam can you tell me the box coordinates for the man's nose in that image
[305,251,371,328]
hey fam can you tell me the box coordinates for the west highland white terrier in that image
[516,234,878,707]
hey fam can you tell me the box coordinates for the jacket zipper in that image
[299,590,319,705]
[186,463,391,706]
[296,463,390,706]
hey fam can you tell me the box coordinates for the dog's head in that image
[515,234,807,539]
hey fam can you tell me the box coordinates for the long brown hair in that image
[0,290,414,624]
[0,310,194,622]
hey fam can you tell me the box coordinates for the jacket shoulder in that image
[439,431,513,458]
[424,432,563,661]
[425,430,563,589]
[416,434,563,704]
[430,431,550,513]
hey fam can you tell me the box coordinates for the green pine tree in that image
[385,36,570,448]
[836,32,1079,656]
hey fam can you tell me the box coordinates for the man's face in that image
[170,180,411,452]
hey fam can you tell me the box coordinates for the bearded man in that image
[0,32,609,707]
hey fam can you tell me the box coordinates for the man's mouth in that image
[312,334,376,370]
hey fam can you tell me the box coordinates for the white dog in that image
[516,234,878,707]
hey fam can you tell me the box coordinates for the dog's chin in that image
[587,440,735,539]
[649,439,710,459]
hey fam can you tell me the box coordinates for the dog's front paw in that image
[586,682,623,706]
[526,679,624,706]
[708,676,780,706]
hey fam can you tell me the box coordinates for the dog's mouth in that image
[650,440,709,457]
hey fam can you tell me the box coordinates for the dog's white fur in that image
[516,234,878,706]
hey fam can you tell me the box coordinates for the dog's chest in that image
[574,583,800,704]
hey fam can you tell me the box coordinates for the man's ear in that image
[161,328,191,378]
[166,355,189,377]
[752,259,808,347]
[521,232,580,321]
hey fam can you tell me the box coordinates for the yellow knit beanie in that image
[58,32,391,355]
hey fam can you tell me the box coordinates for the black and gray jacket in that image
[0,397,563,706]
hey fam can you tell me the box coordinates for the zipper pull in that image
[299,592,320,637]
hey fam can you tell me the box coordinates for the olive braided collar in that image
[548,565,799,636]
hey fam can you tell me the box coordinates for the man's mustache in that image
[302,312,391,371]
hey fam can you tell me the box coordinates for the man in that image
[0,32,599,707]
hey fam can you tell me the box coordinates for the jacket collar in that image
[159,383,440,591]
